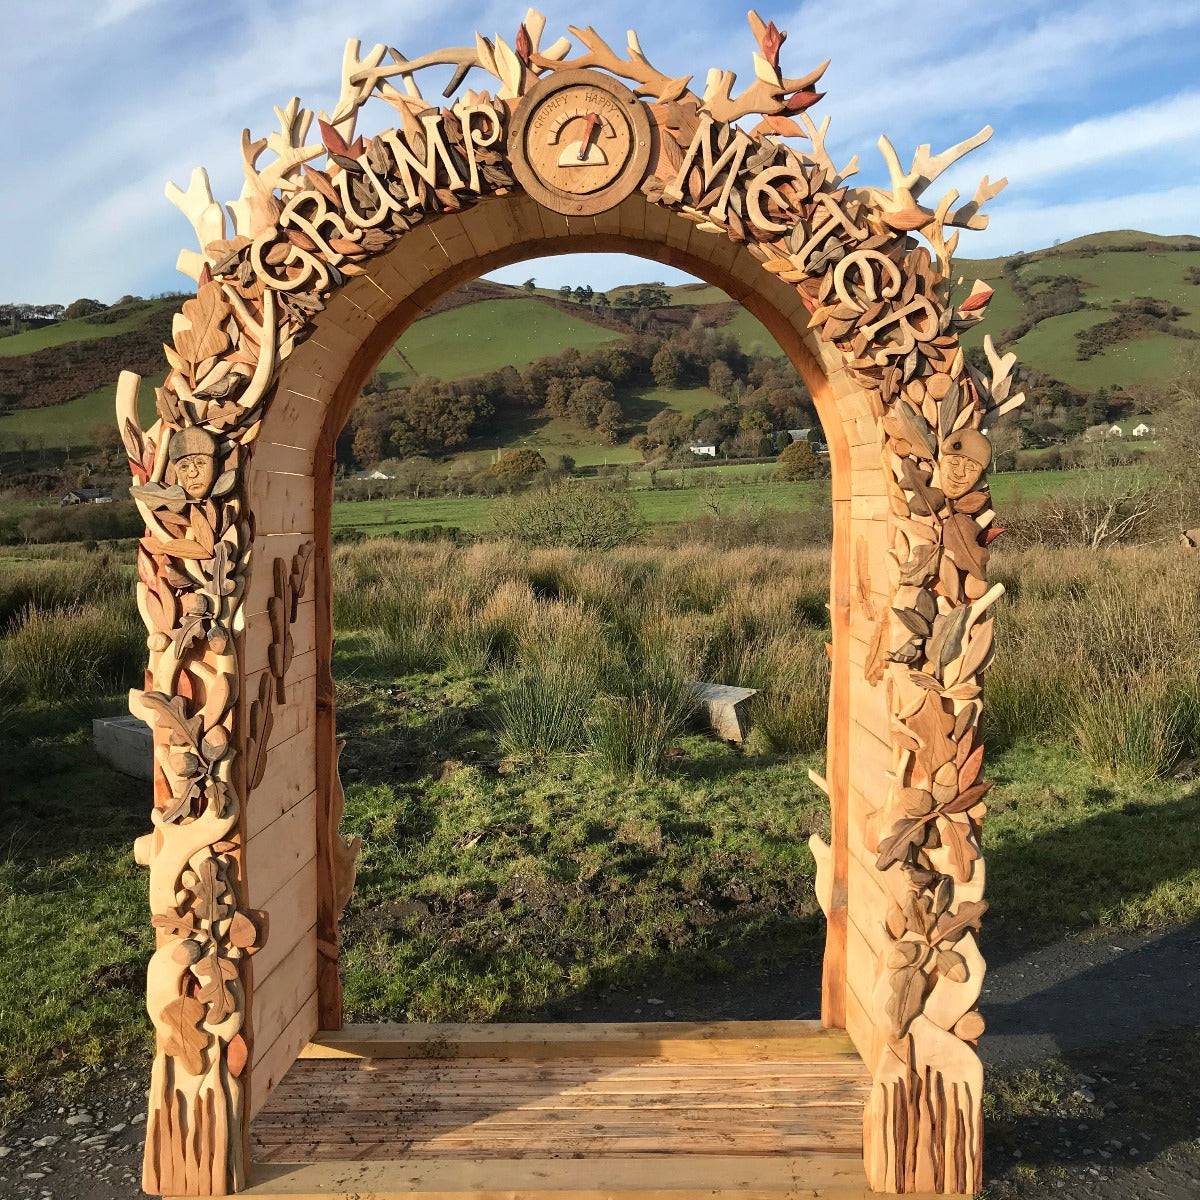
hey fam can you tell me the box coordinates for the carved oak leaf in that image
[160,995,208,1076]
[190,857,229,926]
[137,691,202,752]
[175,283,231,366]
[932,899,988,946]
[938,814,979,882]
[193,947,239,1024]
[887,962,928,1037]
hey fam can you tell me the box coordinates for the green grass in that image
[0,373,162,450]
[5,537,1200,1127]
[376,298,620,384]
[331,467,1123,536]
[0,302,168,358]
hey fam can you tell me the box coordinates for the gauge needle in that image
[577,113,600,161]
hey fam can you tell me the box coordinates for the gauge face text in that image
[509,71,652,215]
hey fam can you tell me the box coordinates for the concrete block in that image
[92,714,152,780]
[688,681,758,743]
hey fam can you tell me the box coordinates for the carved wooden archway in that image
[119,11,1020,1196]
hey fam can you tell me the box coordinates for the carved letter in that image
[380,112,466,206]
[663,112,755,222]
[454,99,504,194]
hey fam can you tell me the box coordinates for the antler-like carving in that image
[533,25,693,103]
[701,12,828,123]
[870,127,1007,267]
[165,168,226,281]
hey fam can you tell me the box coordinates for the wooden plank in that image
[250,989,319,1120]
[253,926,319,1072]
[300,1022,856,1062]
[231,1154,973,1199]
[245,729,315,837]
[252,856,318,984]
[244,599,316,677]
[251,469,315,536]
[245,791,317,908]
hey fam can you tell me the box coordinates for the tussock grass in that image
[331,538,834,775]
[3,600,143,702]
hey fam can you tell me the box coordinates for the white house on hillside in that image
[1131,422,1154,438]
[1107,423,1123,437]
[688,444,717,457]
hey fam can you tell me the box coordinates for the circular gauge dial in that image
[509,70,652,215]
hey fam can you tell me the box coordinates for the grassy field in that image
[331,466,1111,536]
[0,303,168,358]
[0,374,162,449]
[959,233,1200,388]
[2,538,1200,1130]
[374,297,621,384]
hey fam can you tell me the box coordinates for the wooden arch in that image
[118,10,1021,1197]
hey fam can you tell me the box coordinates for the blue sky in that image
[2,0,1197,304]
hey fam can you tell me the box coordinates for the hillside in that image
[0,231,1195,463]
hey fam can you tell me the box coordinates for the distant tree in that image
[651,345,682,388]
[708,359,735,398]
[490,448,548,488]
[492,481,645,550]
[569,377,617,426]
[64,297,106,320]
[352,419,386,467]
[778,439,820,479]
[596,400,624,444]
[593,292,610,310]
[558,285,573,301]
[644,409,692,454]
[522,278,537,292]
[573,284,594,304]
[394,456,439,498]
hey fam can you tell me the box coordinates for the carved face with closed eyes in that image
[939,428,992,500]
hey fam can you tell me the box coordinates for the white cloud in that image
[964,90,1200,188]
[960,184,1200,257]
[2,1,1198,302]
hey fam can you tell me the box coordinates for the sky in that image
[2,0,1197,304]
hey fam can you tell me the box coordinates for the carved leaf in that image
[932,899,988,946]
[160,995,208,1076]
[175,283,231,365]
[887,963,929,1037]
[193,947,239,1024]
[137,691,202,751]
[227,1032,249,1078]
[940,778,992,815]
[875,816,930,870]
[938,814,979,882]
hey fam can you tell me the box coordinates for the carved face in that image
[939,429,992,499]
[175,452,215,499]
[168,426,219,500]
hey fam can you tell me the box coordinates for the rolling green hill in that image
[1,231,1195,460]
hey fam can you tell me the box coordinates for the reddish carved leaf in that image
[227,1032,249,1078]
[761,20,786,68]
[983,525,1007,546]
[959,285,994,312]
[515,22,532,64]
[318,118,351,158]
[785,89,824,112]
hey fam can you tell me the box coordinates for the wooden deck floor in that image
[243,1021,882,1198]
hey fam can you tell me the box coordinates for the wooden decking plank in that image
[237,1153,915,1197]
[248,1022,885,1196]
[302,1021,857,1061]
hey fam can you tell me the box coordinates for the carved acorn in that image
[939,427,992,499]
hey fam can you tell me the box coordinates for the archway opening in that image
[325,251,837,1028]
